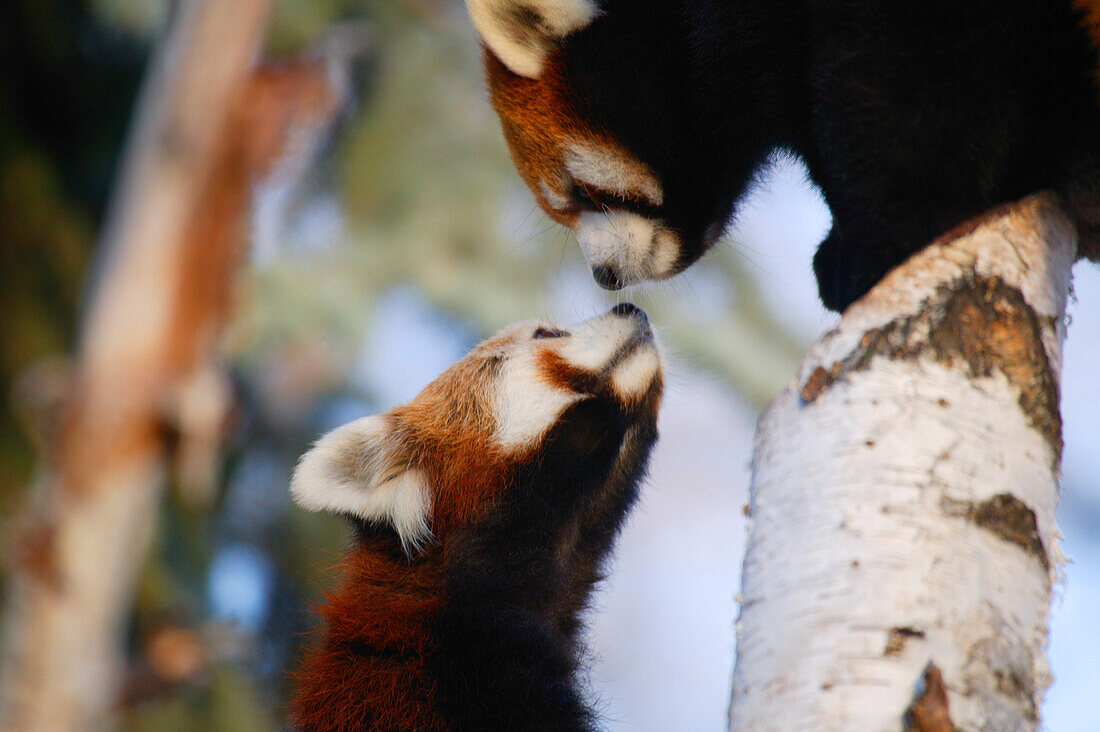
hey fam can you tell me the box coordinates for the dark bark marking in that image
[904,663,955,732]
[973,494,1049,571]
[963,622,1040,723]
[799,277,1062,463]
[884,626,925,657]
[940,493,1049,571]
[800,363,839,402]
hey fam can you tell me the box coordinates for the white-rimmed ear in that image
[466,0,600,78]
[291,416,432,553]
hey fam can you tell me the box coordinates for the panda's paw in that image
[813,227,908,314]
[812,228,858,313]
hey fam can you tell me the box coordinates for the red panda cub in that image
[289,303,662,731]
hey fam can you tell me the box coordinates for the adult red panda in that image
[289,304,662,730]
[466,0,1100,311]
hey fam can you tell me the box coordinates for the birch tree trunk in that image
[0,1,273,729]
[729,194,1076,731]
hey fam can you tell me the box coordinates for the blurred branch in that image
[0,0,279,727]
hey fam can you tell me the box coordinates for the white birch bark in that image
[729,194,1076,731]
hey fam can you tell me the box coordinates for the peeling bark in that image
[905,664,955,732]
[729,195,1075,731]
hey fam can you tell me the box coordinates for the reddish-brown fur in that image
[486,52,644,227]
[291,543,446,730]
[386,330,528,531]
[486,53,584,227]
[537,349,594,392]
[289,328,602,730]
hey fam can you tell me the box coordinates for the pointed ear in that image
[291,416,432,553]
[466,0,600,78]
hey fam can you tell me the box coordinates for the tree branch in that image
[729,194,1076,730]
[0,1,275,728]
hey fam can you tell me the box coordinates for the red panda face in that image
[486,55,683,289]
[291,304,662,553]
[471,1,730,290]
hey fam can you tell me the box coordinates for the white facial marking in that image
[466,0,600,78]
[291,416,432,552]
[564,144,664,206]
[573,211,682,285]
[495,350,582,449]
[650,229,680,279]
[494,311,657,448]
[539,179,571,210]
[572,210,682,283]
[556,312,638,370]
[610,344,661,400]
[575,210,654,273]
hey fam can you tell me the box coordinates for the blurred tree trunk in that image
[0,0,275,728]
[729,194,1074,730]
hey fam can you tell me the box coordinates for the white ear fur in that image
[466,0,600,78]
[291,416,432,553]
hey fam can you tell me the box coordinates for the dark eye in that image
[571,183,596,208]
[533,327,567,339]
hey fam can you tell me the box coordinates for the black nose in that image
[592,265,624,290]
[611,302,647,323]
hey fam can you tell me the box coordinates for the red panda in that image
[289,303,663,730]
[466,0,1100,311]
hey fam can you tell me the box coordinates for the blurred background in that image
[1,0,1097,729]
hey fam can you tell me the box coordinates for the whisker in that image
[511,203,540,237]
[506,219,559,254]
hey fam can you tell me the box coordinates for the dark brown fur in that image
[290,314,662,730]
